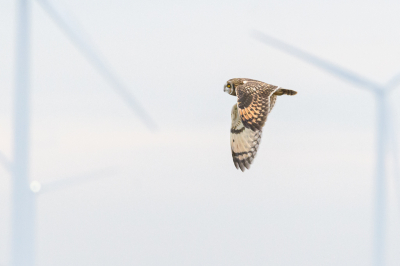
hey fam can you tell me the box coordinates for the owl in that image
[224,78,297,171]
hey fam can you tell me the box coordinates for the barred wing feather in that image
[230,104,262,171]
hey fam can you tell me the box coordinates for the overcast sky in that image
[1,0,400,265]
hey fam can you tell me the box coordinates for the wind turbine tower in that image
[12,0,34,265]
[7,1,157,265]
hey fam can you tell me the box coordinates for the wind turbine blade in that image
[38,167,117,194]
[35,0,158,131]
[0,150,12,173]
[251,31,381,93]
[385,72,400,92]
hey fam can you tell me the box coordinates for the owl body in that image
[224,78,297,171]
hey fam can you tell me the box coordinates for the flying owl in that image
[224,78,297,171]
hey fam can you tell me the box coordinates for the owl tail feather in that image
[274,89,297,96]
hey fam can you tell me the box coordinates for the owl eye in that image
[227,84,231,88]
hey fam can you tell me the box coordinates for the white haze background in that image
[1,0,400,265]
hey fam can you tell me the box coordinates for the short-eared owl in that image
[224,78,297,171]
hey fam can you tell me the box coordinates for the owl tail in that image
[274,88,297,96]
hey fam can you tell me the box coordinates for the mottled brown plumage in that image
[224,78,297,171]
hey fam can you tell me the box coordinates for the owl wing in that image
[236,82,280,131]
[230,104,263,171]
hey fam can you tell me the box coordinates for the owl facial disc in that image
[224,82,234,95]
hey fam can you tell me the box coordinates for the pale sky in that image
[1,0,400,265]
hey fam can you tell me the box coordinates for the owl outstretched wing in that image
[230,104,262,171]
[236,82,279,131]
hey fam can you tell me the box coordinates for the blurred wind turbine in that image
[35,0,158,131]
[4,0,158,266]
[252,30,400,266]
[388,106,400,215]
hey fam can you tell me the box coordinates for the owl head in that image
[224,78,255,96]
